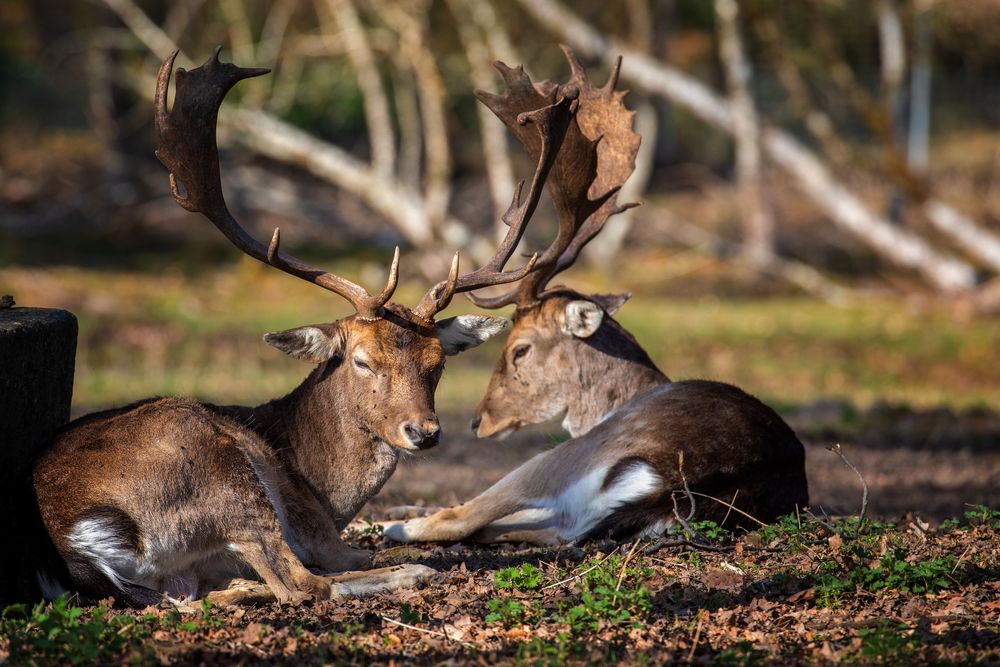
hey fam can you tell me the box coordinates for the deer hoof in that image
[382,519,420,543]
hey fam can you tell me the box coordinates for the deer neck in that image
[562,321,669,438]
[228,361,399,529]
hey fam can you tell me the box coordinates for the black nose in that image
[470,415,482,434]
[403,422,441,449]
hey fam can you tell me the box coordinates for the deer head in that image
[468,47,660,439]
[155,47,575,450]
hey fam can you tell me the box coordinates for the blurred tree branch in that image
[714,0,774,269]
[585,0,657,267]
[97,0,489,277]
[79,0,1000,297]
[795,2,1000,274]
[318,0,396,180]
[446,0,515,229]
[514,0,980,292]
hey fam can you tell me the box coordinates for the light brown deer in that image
[31,47,577,606]
[384,48,809,545]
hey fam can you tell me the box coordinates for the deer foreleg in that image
[279,478,371,573]
[382,451,555,543]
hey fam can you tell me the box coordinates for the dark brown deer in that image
[31,47,578,606]
[384,48,809,545]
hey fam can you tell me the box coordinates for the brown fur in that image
[475,289,667,438]
[33,306,503,605]
[385,289,809,545]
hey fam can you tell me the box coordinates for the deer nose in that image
[403,420,440,449]
[470,415,482,434]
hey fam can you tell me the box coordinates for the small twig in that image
[643,537,784,555]
[827,443,869,539]
[380,615,477,650]
[951,544,973,575]
[804,508,839,536]
[672,453,702,542]
[720,489,739,527]
[540,548,620,591]
[687,490,768,528]
[687,610,706,663]
[615,540,642,593]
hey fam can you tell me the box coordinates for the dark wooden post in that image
[0,296,78,601]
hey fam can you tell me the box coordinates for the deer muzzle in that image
[401,419,441,450]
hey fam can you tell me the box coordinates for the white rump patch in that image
[533,461,662,542]
[36,570,67,600]
[67,517,141,592]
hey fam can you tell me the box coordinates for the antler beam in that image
[412,90,578,319]
[155,47,399,320]
[469,46,641,310]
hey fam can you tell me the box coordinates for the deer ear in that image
[561,300,605,338]
[264,324,345,363]
[590,292,631,315]
[436,315,510,356]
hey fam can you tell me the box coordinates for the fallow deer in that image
[31,47,579,606]
[384,48,809,546]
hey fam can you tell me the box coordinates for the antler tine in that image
[552,199,640,276]
[413,88,576,320]
[492,47,640,308]
[155,48,397,319]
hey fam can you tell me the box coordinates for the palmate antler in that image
[155,47,575,323]
[469,46,641,310]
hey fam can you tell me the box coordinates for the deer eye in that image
[511,344,531,362]
[353,358,373,373]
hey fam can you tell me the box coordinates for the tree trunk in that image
[0,303,78,602]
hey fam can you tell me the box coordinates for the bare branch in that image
[751,16,853,167]
[371,0,452,232]
[257,0,298,67]
[389,61,423,191]
[223,107,439,246]
[715,0,774,268]
[163,0,208,46]
[465,0,522,65]
[671,452,702,543]
[319,0,397,179]
[100,0,186,62]
[218,0,256,67]
[539,547,620,590]
[446,0,516,226]
[877,0,906,113]
[688,490,767,529]
[585,0,656,266]
[924,201,1000,274]
[380,615,477,650]
[514,0,979,292]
